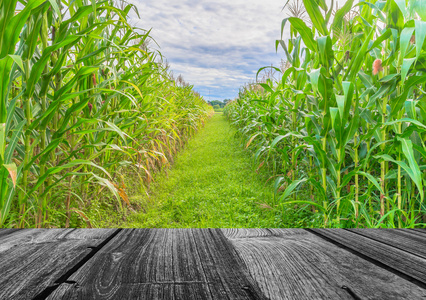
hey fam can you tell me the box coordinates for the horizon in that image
[128,0,291,101]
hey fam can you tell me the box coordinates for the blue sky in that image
[128,0,289,101]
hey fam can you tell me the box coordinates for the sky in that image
[127,0,291,101]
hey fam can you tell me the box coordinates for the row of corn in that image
[0,0,212,227]
[225,0,426,228]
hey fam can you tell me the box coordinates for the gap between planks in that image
[32,228,122,300]
[223,228,426,300]
[308,228,426,290]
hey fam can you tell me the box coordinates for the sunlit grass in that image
[92,114,310,228]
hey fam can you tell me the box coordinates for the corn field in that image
[225,0,426,228]
[0,0,212,228]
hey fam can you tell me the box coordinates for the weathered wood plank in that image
[225,228,426,300]
[348,229,426,259]
[410,228,426,234]
[311,228,426,286]
[0,228,19,239]
[222,228,306,239]
[51,282,236,300]
[0,229,117,300]
[47,229,267,300]
[0,228,117,253]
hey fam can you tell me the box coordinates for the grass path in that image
[107,113,302,227]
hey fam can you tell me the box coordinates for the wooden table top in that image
[1,228,426,299]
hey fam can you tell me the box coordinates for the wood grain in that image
[348,229,426,259]
[225,228,426,300]
[311,229,426,285]
[0,228,19,240]
[0,228,117,253]
[2,228,426,300]
[0,229,117,300]
[410,228,426,235]
[47,229,267,300]
[222,228,307,239]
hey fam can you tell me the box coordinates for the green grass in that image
[92,113,310,227]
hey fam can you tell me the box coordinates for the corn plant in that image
[0,0,212,228]
[226,0,426,228]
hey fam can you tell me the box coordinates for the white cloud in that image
[127,0,345,100]
[125,0,287,99]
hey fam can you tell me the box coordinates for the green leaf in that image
[24,35,82,99]
[376,152,423,201]
[47,0,62,20]
[0,123,5,160]
[308,69,319,93]
[399,138,423,201]
[391,75,426,116]
[394,0,408,18]
[0,183,15,226]
[5,119,26,164]
[259,83,274,94]
[288,17,317,52]
[8,55,24,71]
[342,81,354,118]
[317,36,333,70]
[384,0,404,30]
[342,114,359,146]
[279,178,308,201]
[270,135,286,149]
[0,56,14,123]
[256,66,281,82]
[59,5,95,31]
[330,107,339,129]
[415,20,426,59]
[302,0,328,36]
[282,200,327,212]
[276,39,293,64]
[367,29,391,52]
[358,171,384,195]
[0,0,46,58]
[101,120,131,143]
[315,0,328,11]
[349,27,375,81]
[400,27,415,59]
[401,58,416,85]
[404,100,416,120]
[413,0,426,21]
[27,160,112,196]
[335,96,345,122]
[332,0,355,35]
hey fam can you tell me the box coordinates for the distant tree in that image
[208,100,228,108]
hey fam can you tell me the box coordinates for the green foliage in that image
[103,114,310,228]
[0,0,212,228]
[225,0,426,228]
[208,99,230,108]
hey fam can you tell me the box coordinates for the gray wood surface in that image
[1,228,426,300]
[0,229,117,299]
[0,228,18,239]
[347,228,426,259]
[311,228,426,285]
[0,228,117,253]
[223,229,426,300]
[46,229,267,300]
[411,228,426,235]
